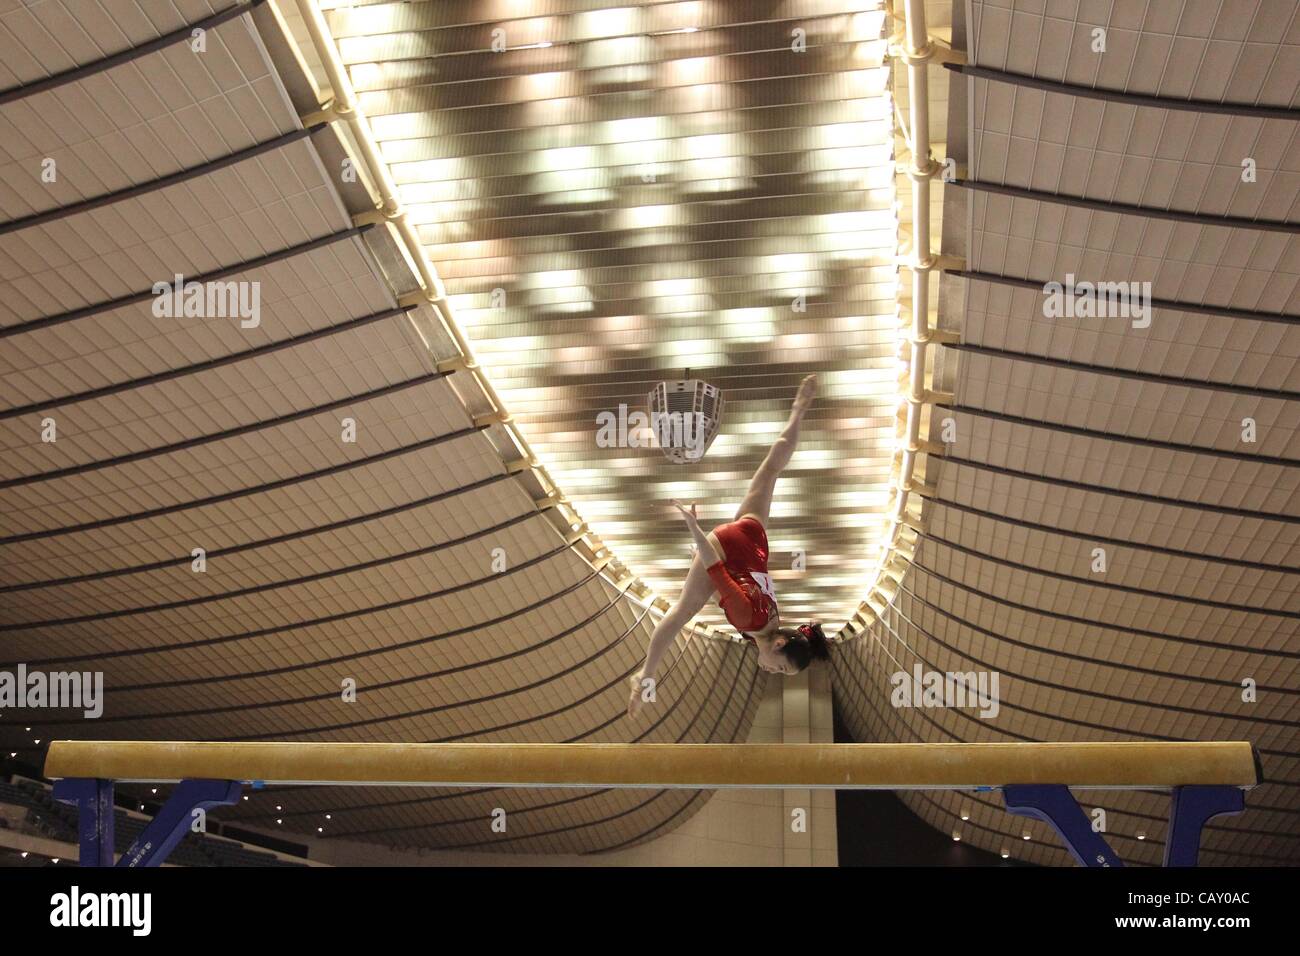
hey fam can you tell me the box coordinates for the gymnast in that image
[628,374,829,719]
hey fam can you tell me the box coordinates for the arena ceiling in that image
[0,0,1295,865]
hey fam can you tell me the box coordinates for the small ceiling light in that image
[1023,831,1032,841]
[242,795,249,801]
[951,831,961,842]
[325,814,332,820]
[52,858,60,864]
[960,810,970,821]
[20,852,28,858]
[1136,831,1146,841]
[317,827,324,833]
[1000,849,1010,859]
[277,819,283,825]
[276,805,282,811]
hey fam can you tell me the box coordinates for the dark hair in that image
[777,623,831,672]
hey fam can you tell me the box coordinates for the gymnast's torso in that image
[706,515,777,634]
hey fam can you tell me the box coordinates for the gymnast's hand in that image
[673,499,724,567]
[671,499,701,532]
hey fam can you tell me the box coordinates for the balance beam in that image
[44,740,1259,790]
[44,741,1259,868]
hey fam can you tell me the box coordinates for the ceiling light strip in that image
[846,0,964,643]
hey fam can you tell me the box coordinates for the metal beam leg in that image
[1164,785,1244,867]
[52,778,116,867]
[117,779,241,868]
[1003,784,1124,867]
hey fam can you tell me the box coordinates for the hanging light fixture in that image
[647,373,725,464]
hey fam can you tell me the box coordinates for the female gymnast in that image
[627,374,829,719]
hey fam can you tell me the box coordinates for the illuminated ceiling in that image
[321,0,899,630]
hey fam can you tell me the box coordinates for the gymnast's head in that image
[745,621,831,675]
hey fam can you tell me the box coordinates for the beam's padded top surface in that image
[43,741,1260,790]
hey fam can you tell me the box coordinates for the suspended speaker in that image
[647,377,724,464]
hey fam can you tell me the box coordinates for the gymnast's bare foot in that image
[626,672,646,719]
[793,374,817,414]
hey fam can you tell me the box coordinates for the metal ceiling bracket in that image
[908,437,945,455]
[473,410,511,428]
[504,456,539,474]
[889,34,967,67]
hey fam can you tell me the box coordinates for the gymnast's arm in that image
[636,589,702,695]
[627,502,725,718]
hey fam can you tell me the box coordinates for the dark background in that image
[833,705,1034,866]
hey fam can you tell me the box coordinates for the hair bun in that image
[797,622,831,661]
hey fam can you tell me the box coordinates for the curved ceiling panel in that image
[835,0,1299,867]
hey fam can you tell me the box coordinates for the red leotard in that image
[707,516,778,634]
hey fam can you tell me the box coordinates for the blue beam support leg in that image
[117,779,242,868]
[1003,784,1124,867]
[1164,785,1244,867]
[53,778,116,867]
